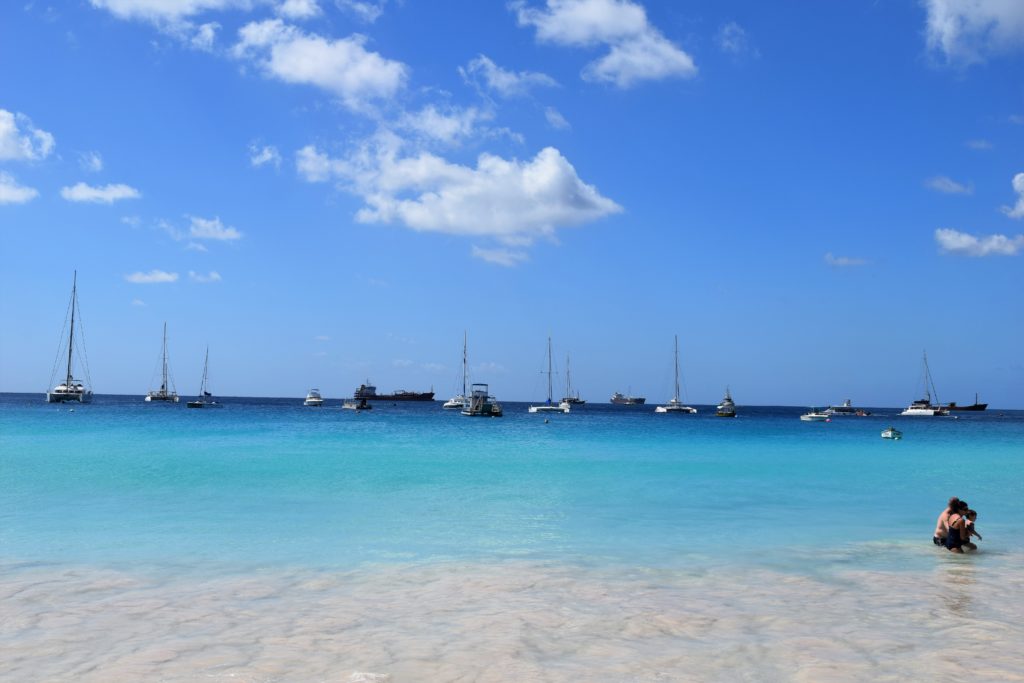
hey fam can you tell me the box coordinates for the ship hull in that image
[356,392,435,401]
[945,403,987,412]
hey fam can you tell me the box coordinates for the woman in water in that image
[944,500,970,553]
[933,496,960,546]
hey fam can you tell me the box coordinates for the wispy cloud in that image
[922,0,1024,65]
[1001,172,1024,218]
[0,171,39,204]
[717,21,758,58]
[392,358,414,368]
[189,215,242,240]
[249,143,282,168]
[460,54,558,97]
[925,175,973,194]
[935,228,1024,256]
[472,245,530,266]
[61,182,141,203]
[824,252,867,268]
[1011,114,1024,125]
[965,139,993,150]
[277,0,321,20]
[188,270,222,283]
[78,150,104,172]
[0,109,55,161]
[336,0,387,23]
[545,107,570,130]
[125,269,179,284]
[513,0,697,88]
[396,104,492,145]
[131,298,146,306]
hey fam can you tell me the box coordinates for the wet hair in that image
[958,500,969,511]
[947,496,961,512]
[966,509,977,520]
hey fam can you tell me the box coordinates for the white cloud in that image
[191,21,219,50]
[397,105,491,145]
[925,175,973,194]
[717,21,757,57]
[188,270,222,282]
[79,151,104,172]
[122,215,142,227]
[460,55,558,97]
[935,227,1024,256]
[472,245,530,266]
[922,0,1024,64]
[965,139,992,150]
[824,252,867,267]
[61,182,142,203]
[1001,172,1024,218]
[189,215,242,240]
[277,0,320,20]
[297,132,621,253]
[186,241,209,251]
[392,358,414,368]
[0,171,39,204]
[337,0,386,22]
[131,298,146,306]
[125,269,179,283]
[249,143,282,168]
[0,109,55,161]
[89,0,245,23]
[232,19,407,110]
[513,0,697,87]
[544,107,570,130]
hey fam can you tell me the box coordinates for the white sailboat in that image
[561,354,585,405]
[529,337,570,413]
[46,271,93,403]
[186,347,221,408]
[442,331,470,410]
[900,351,950,416]
[655,335,697,414]
[145,322,179,402]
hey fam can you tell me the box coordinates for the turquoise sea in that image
[2,394,1023,681]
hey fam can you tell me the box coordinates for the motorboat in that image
[342,398,372,410]
[881,427,903,440]
[824,399,870,416]
[304,389,324,407]
[462,383,502,417]
[716,387,736,417]
[800,409,830,422]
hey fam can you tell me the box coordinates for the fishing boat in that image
[561,354,585,405]
[944,393,988,412]
[354,382,434,402]
[144,322,179,402]
[900,352,949,416]
[610,392,645,405]
[342,398,372,410]
[46,271,93,403]
[304,389,324,407]
[529,337,570,413]
[823,399,870,416]
[800,408,830,422]
[186,347,221,408]
[462,383,502,417]
[655,336,697,414]
[716,387,736,417]
[881,426,903,440]
[442,332,470,410]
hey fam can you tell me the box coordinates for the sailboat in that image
[528,337,570,413]
[144,322,179,402]
[716,387,736,417]
[186,347,222,408]
[900,351,949,416]
[655,336,697,414]
[561,354,585,405]
[46,271,93,403]
[442,331,470,410]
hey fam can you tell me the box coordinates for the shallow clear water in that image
[2,394,1023,681]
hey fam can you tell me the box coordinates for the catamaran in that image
[46,271,93,403]
[145,322,179,402]
[186,347,221,408]
[529,337,570,413]
[442,332,470,410]
[655,335,697,414]
[900,352,949,416]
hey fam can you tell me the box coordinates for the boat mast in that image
[462,331,467,398]
[924,351,939,405]
[199,346,209,396]
[161,322,169,392]
[547,336,553,403]
[66,271,77,385]
[565,354,571,399]
[674,335,680,402]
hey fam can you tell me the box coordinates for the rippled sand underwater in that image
[4,550,1023,683]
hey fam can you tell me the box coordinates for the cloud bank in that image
[935,228,1024,256]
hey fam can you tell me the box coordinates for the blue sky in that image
[1,0,1022,406]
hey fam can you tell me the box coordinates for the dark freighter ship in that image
[944,393,988,412]
[354,381,435,402]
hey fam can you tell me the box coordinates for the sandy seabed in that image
[2,553,1023,683]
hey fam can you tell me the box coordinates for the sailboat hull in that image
[46,389,92,403]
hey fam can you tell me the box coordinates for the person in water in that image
[964,509,982,550]
[944,501,971,553]
[933,496,960,546]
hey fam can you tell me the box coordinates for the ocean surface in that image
[2,393,1023,681]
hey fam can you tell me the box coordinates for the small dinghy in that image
[881,427,902,440]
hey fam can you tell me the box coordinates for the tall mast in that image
[924,351,939,405]
[565,354,571,399]
[200,346,209,395]
[547,336,553,403]
[66,271,77,385]
[161,322,169,392]
[674,335,680,402]
[462,331,467,398]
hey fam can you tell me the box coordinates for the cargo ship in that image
[354,381,435,401]
[610,391,645,405]
[944,393,988,412]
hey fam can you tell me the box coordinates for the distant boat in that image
[610,392,645,405]
[561,354,585,405]
[304,389,324,407]
[529,337,570,414]
[186,347,221,408]
[342,398,372,410]
[442,332,470,410]
[800,408,830,422]
[824,399,870,417]
[881,426,903,440]
[354,381,434,402]
[46,271,93,404]
[944,393,988,412]
[462,383,503,417]
[900,352,949,416]
[716,387,736,417]
[145,322,179,403]
[655,336,696,414]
